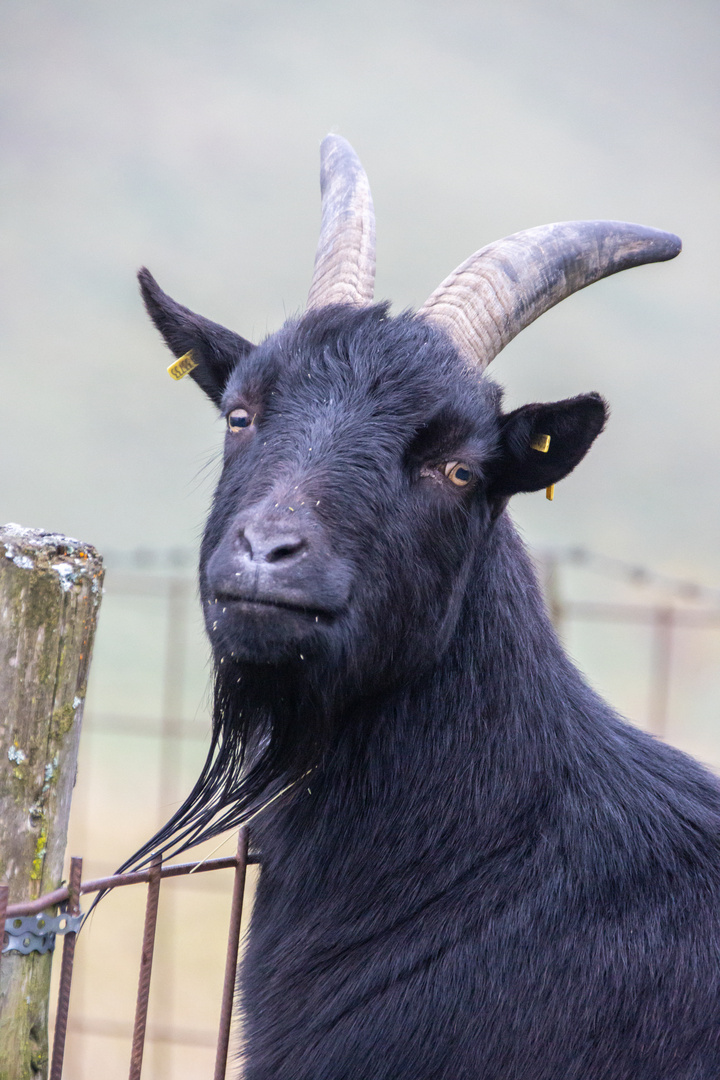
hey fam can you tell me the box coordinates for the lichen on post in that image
[0,524,103,1080]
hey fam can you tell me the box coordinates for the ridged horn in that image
[306,135,376,310]
[417,220,681,371]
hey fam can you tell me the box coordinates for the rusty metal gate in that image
[0,827,254,1080]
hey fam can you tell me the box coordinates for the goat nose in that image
[239,524,308,564]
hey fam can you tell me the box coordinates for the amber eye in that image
[227,408,253,432]
[443,461,472,487]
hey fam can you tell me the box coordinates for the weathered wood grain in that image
[0,525,103,1080]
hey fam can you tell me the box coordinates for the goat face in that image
[141,273,605,694]
[202,305,498,683]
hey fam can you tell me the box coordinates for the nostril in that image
[265,539,307,564]
[236,529,253,558]
[237,522,309,564]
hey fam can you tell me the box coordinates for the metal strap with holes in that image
[3,912,83,955]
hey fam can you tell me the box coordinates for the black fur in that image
[139,267,254,405]
[132,296,720,1079]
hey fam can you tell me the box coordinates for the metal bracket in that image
[3,911,83,955]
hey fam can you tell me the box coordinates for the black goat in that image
[131,137,720,1078]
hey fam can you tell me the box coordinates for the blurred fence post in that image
[0,525,103,1080]
[649,607,674,738]
[539,551,563,632]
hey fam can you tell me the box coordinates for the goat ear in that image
[487,393,608,506]
[138,267,255,407]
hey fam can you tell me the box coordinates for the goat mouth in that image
[210,592,338,623]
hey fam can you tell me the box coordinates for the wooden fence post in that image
[0,524,103,1080]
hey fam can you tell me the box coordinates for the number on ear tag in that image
[167,351,198,380]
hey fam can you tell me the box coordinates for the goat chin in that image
[205,595,340,665]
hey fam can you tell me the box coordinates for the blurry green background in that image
[1,2,719,1076]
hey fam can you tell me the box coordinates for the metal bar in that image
[213,828,249,1080]
[79,854,260,891]
[6,852,261,918]
[155,579,190,1080]
[0,885,8,982]
[81,858,241,894]
[49,856,83,1080]
[129,853,162,1080]
[6,886,71,917]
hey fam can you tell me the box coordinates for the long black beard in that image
[117,662,334,874]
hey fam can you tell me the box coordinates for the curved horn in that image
[417,221,681,371]
[306,135,376,310]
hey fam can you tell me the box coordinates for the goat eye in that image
[227,408,253,432]
[443,461,472,487]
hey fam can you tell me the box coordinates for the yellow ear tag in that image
[167,350,198,381]
[530,435,554,500]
